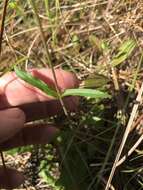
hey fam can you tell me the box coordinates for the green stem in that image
[44,0,51,19]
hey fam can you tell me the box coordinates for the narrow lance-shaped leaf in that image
[14,67,58,98]
[82,74,109,88]
[62,88,111,99]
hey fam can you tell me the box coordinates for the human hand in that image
[0,68,79,189]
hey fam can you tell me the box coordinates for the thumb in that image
[0,108,25,143]
[0,167,24,189]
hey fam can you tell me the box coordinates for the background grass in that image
[0,0,143,189]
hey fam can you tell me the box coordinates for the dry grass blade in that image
[105,0,115,13]
[105,82,143,190]
[116,134,143,167]
[0,0,9,54]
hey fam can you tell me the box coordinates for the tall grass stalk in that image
[52,0,60,45]
[29,0,69,117]
[44,0,51,18]
[29,0,52,67]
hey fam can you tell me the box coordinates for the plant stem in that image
[29,0,69,117]
[29,0,52,67]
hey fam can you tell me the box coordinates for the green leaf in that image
[62,89,111,99]
[14,67,58,98]
[111,39,136,67]
[89,35,110,53]
[6,146,33,155]
[40,167,61,190]
[89,35,103,52]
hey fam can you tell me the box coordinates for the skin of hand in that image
[0,68,79,189]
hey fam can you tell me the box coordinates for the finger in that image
[19,96,79,122]
[0,124,59,151]
[0,108,25,143]
[0,68,79,108]
[0,167,24,189]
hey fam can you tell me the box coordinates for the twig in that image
[130,114,143,132]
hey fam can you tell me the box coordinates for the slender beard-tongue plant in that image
[14,67,111,100]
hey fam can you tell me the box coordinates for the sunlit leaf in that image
[40,165,61,190]
[83,74,109,88]
[111,39,136,67]
[14,67,58,98]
